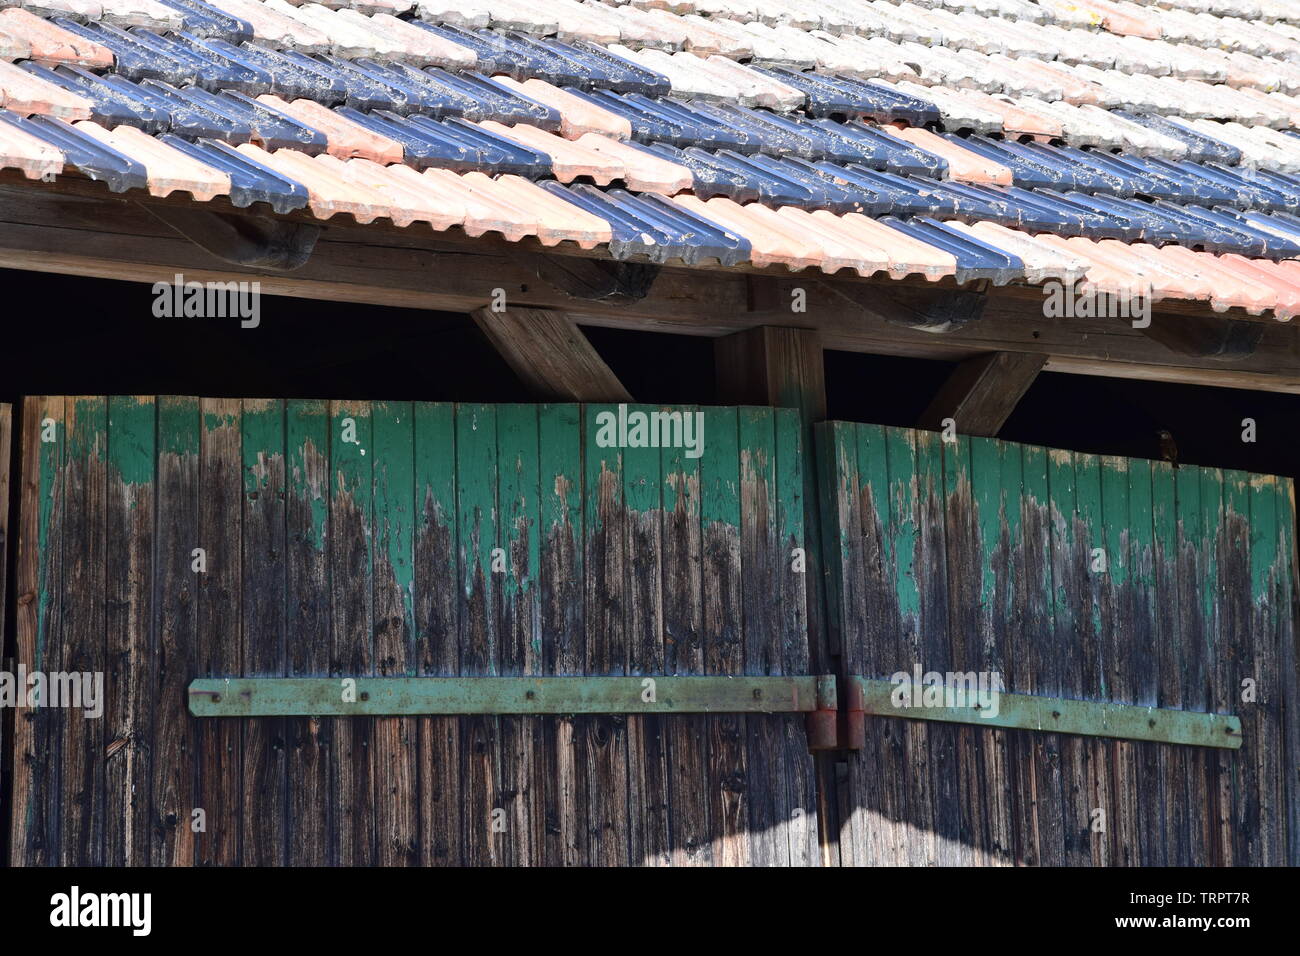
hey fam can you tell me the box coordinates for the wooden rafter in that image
[918,351,1047,437]
[471,306,632,402]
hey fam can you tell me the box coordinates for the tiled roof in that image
[6,0,1300,315]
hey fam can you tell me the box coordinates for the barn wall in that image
[4,400,1297,867]
[6,397,818,867]
[818,422,1300,866]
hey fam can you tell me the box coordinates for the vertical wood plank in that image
[538,404,586,866]
[890,426,940,866]
[583,403,631,865]
[850,422,890,865]
[197,397,243,865]
[285,399,332,865]
[373,401,418,865]
[11,397,64,865]
[105,396,155,866]
[1023,443,1064,866]
[701,406,747,867]
[1126,457,1165,865]
[740,407,782,866]
[917,429,961,864]
[1100,456,1137,865]
[497,404,542,865]
[414,402,461,866]
[457,403,501,866]
[943,433,991,866]
[1274,479,1299,865]
[329,400,374,866]
[969,436,1016,865]
[1248,476,1282,862]
[1219,470,1251,865]
[663,406,710,866]
[1073,451,1109,866]
[1151,460,1188,864]
[59,396,107,865]
[775,409,816,868]
[1176,464,1210,864]
[153,396,199,866]
[623,406,668,866]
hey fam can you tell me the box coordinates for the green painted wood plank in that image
[104,395,156,867]
[189,676,827,716]
[284,398,332,866]
[328,399,375,866]
[60,396,108,865]
[152,396,201,866]
[496,404,542,866]
[412,401,462,866]
[371,400,418,865]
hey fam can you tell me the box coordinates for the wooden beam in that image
[715,326,827,424]
[1,183,1298,394]
[470,306,632,402]
[918,351,1047,437]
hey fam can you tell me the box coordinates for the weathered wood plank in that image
[847,422,890,864]
[942,434,991,865]
[701,407,748,866]
[967,437,1015,864]
[329,400,375,865]
[1176,464,1211,864]
[774,410,817,867]
[414,402,461,866]
[1101,455,1140,866]
[457,404,502,866]
[104,396,155,866]
[285,399,332,865]
[11,397,63,865]
[623,407,668,866]
[740,408,783,866]
[583,403,631,865]
[662,406,710,866]
[496,404,542,866]
[58,397,107,865]
[1126,458,1166,866]
[537,403,586,866]
[1248,476,1283,863]
[1151,460,1189,865]
[372,401,418,865]
[1273,479,1299,865]
[1072,451,1109,867]
[152,396,199,866]
[198,398,243,865]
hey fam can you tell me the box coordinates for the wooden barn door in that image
[7,397,820,867]
[818,422,1300,866]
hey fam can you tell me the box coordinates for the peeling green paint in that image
[287,400,328,553]
[108,396,156,490]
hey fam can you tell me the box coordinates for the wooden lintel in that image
[1,182,1298,394]
[527,253,660,304]
[919,351,1047,437]
[140,204,321,270]
[1137,314,1267,361]
[470,306,633,402]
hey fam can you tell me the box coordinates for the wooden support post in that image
[470,306,633,403]
[715,326,827,424]
[918,351,1046,438]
